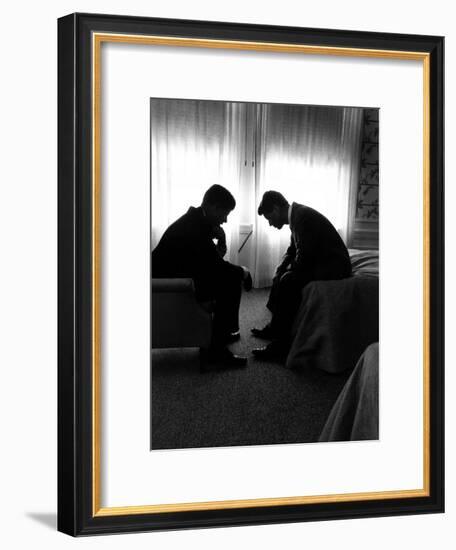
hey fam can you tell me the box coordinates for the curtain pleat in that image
[252,104,363,287]
[150,98,244,262]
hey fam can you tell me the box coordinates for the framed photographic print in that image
[58,13,444,536]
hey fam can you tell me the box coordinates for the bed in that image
[319,342,379,441]
[286,249,379,373]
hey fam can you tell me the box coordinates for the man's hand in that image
[212,225,227,258]
[212,225,225,241]
[272,269,284,284]
[241,266,253,291]
[216,242,227,258]
[273,265,291,282]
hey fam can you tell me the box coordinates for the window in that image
[151,98,364,286]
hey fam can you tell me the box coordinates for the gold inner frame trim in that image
[422,54,431,496]
[92,32,431,517]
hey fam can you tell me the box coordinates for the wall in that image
[0,1,452,550]
[353,108,380,249]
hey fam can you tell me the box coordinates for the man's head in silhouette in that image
[201,184,236,226]
[258,190,290,230]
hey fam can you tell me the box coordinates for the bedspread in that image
[286,275,379,373]
[319,342,379,441]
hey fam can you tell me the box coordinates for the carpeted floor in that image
[151,288,350,450]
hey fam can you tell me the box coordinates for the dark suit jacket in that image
[277,202,351,282]
[152,206,242,300]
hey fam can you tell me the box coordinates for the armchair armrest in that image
[152,278,194,293]
[151,277,212,349]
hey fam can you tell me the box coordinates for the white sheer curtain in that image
[150,99,245,263]
[151,99,363,286]
[253,104,363,287]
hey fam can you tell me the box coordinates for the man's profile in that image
[152,184,251,368]
[252,190,352,362]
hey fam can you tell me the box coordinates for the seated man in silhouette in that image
[152,184,252,367]
[252,190,352,362]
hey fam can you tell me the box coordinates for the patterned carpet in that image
[151,288,349,450]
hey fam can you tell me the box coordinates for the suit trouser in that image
[267,271,309,345]
[197,263,243,348]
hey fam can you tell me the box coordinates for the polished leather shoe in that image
[252,341,288,363]
[251,323,274,340]
[207,346,248,368]
[223,330,241,344]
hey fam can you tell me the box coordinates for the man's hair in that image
[258,190,289,215]
[202,184,236,210]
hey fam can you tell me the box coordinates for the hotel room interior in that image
[150,98,379,450]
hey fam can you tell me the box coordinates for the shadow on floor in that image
[26,512,56,530]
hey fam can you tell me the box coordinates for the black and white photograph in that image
[0,0,449,544]
[150,98,380,450]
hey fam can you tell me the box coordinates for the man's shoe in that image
[207,346,248,368]
[216,330,240,345]
[224,330,241,344]
[251,323,274,340]
[252,341,288,363]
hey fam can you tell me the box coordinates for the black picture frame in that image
[58,12,444,536]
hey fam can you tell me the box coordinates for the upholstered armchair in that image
[151,278,212,350]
